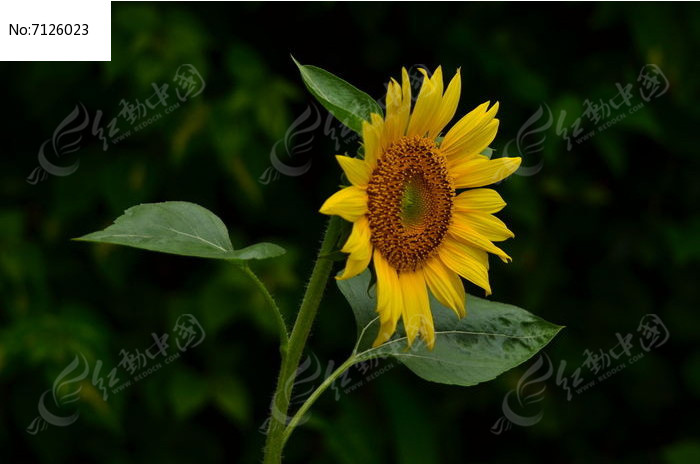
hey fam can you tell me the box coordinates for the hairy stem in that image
[281,355,358,446]
[240,264,289,354]
[262,216,343,464]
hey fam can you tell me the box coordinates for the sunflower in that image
[320,66,521,349]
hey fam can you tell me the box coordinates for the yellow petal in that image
[407,67,444,138]
[449,216,511,263]
[382,80,401,145]
[450,155,521,189]
[362,116,383,168]
[337,217,372,280]
[319,186,368,222]
[335,155,371,187]
[453,188,506,213]
[371,113,390,159]
[384,78,410,146]
[438,237,492,295]
[428,68,462,138]
[441,101,499,160]
[447,121,499,166]
[398,269,435,349]
[337,251,372,281]
[424,257,466,318]
[372,250,403,347]
[386,79,402,117]
[340,216,370,254]
[453,210,514,242]
[401,67,411,113]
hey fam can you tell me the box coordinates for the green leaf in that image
[337,270,563,386]
[293,57,383,134]
[337,270,377,351]
[75,201,285,261]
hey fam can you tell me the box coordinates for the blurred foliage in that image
[2,2,700,463]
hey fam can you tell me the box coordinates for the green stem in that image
[281,354,358,446]
[240,265,289,353]
[262,216,343,464]
[279,316,381,446]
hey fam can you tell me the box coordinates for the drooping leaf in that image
[293,57,383,134]
[336,270,378,352]
[337,270,562,386]
[75,201,285,261]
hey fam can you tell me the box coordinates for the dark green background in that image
[2,2,700,463]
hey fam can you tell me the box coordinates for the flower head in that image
[320,66,521,349]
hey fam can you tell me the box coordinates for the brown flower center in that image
[366,136,454,272]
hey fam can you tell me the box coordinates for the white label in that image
[0,0,110,61]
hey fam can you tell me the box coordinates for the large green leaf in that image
[293,57,383,134]
[337,270,562,386]
[75,201,285,261]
